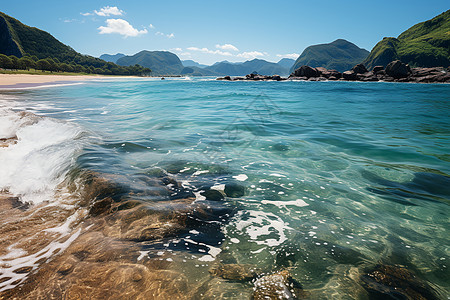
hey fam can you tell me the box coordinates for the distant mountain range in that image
[116,51,183,75]
[112,53,293,76]
[277,58,296,69]
[182,60,208,68]
[99,53,125,63]
[363,9,450,69]
[203,59,290,76]
[290,39,369,73]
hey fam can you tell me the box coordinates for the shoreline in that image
[0,74,143,89]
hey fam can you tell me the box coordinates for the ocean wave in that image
[0,109,87,204]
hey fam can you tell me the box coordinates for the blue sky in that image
[2,1,449,65]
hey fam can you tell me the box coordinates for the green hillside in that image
[290,39,369,73]
[363,10,450,69]
[0,11,149,75]
[116,51,183,75]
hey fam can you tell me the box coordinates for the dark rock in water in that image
[372,66,384,74]
[361,264,439,300]
[291,65,320,78]
[385,60,411,79]
[200,189,224,201]
[253,270,308,300]
[272,75,281,81]
[224,182,245,198]
[209,263,260,282]
[362,170,450,205]
[217,76,231,80]
[342,70,357,80]
[352,63,368,74]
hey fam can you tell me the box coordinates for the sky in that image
[1,1,449,65]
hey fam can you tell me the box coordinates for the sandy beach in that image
[0,74,133,89]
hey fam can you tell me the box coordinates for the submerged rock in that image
[224,182,245,198]
[209,263,260,282]
[361,264,439,300]
[252,270,308,300]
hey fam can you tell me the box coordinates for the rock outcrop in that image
[218,60,450,83]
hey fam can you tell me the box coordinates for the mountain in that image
[290,39,369,73]
[0,11,149,75]
[182,60,208,68]
[205,59,289,76]
[0,11,76,60]
[99,53,125,63]
[363,10,450,69]
[277,58,296,69]
[116,51,183,75]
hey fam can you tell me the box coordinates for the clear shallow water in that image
[0,78,449,298]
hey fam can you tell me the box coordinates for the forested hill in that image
[0,11,150,75]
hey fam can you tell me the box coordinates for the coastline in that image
[0,74,141,89]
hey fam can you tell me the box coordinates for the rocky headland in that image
[217,60,450,84]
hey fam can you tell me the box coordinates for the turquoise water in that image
[1,78,449,298]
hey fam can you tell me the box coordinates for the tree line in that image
[0,53,151,76]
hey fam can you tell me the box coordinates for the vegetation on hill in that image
[0,12,150,76]
[363,10,450,69]
[290,39,369,73]
[117,51,183,75]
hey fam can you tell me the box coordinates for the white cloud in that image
[80,12,93,16]
[236,51,265,59]
[187,47,232,56]
[276,53,300,59]
[149,24,155,29]
[171,48,183,52]
[156,31,175,38]
[95,6,124,17]
[98,19,147,37]
[216,44,239,51]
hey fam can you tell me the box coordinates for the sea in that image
[0,77,449,299]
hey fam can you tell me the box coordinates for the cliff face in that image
[0,15,22,57]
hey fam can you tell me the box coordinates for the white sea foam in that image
[0,228,81,292]
[0,109,86,204]
[233,174,248,181]
[233,210,292,247]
